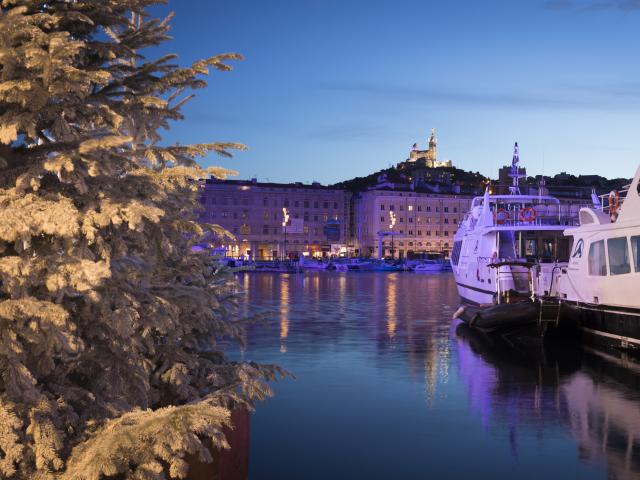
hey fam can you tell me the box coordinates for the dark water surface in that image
[229,272,640,480]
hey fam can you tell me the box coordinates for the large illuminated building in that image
[198,178,351,260]
[352,185,472,259]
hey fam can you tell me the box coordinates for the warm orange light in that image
[386,276,397,339]
[280,280,290,353]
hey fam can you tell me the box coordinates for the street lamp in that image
[282,207,290,260]
[389,211,396,259]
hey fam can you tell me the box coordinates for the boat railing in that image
[491,212,581,228]
[598,186,630,216]
[489,261,537,303]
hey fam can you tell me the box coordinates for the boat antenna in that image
[509,142,525,195]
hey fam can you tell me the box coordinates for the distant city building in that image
[197,136,629,260]
[495,166,599,202]
[353,188,472,259]
[404,129,452,168]
[198,178,351,259]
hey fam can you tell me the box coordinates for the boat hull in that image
[458,301,540,334]
[300,265,328,270]
[455,281,496,306]
[414,266,442,273]
[373,266,400,272]
[560,301,640,350]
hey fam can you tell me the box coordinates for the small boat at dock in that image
[298,257,330,270]
[372,260,401,272]
[334,259,374,272]
[252,260,303,273]
[413,260,443,273]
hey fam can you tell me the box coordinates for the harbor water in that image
[229,272,640,480]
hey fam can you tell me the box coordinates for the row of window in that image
[262,225,325,235]
[202,196,250,206]
[200,196,342,209]
[379,216,457,224]
[266,212,337,222]
[375,230,451,237]
[382,241,451,248]
[588,236,640,276]
[205,211,338,222]
[380,204,458,213]
[282,199,339,209]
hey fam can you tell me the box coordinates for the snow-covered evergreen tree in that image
[0,1,280,478]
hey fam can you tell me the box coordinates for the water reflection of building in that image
[280,277,290,353]
[455,324,640,480]
[243,272,459,408]
[386,275,397,340]
[370,272,455,405]
[425,335,451,408]
[563,348,640,480]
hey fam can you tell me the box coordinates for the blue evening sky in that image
[151,0,640,184]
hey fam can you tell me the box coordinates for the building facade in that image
[353,189,473,259]
[198,178,351,260]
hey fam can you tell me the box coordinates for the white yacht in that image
[553,165,640,349]
[451,143,581,306]
[413,260,444,273]
[298,256,329,270]
[334,259,374,272]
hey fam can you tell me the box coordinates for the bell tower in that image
[427,128,437,164]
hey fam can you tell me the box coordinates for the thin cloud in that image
[307,124,388,142]
[316,82,632,111]
[557,81,640,98]
[544,0,640,11]
[544,0,573,9]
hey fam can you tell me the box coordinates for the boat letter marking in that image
[571,239,584,259]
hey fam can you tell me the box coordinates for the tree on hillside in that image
[0,1,281,478]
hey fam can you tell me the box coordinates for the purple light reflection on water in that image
[455,329,498,432]
[225,272,640,479]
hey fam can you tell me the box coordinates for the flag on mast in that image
[509,141,523,195]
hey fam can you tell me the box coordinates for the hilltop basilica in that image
[403,128,452,168]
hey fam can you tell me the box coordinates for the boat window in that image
[557,238,572,262]
[524,238,537,257]
[630,236,640,273]
[588,240,607,276]
[541,239,554,260]
[498,231,517,259]
[451,241,463,266]
[607,237,631,275]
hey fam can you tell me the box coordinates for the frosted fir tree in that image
[0,1,282,478]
